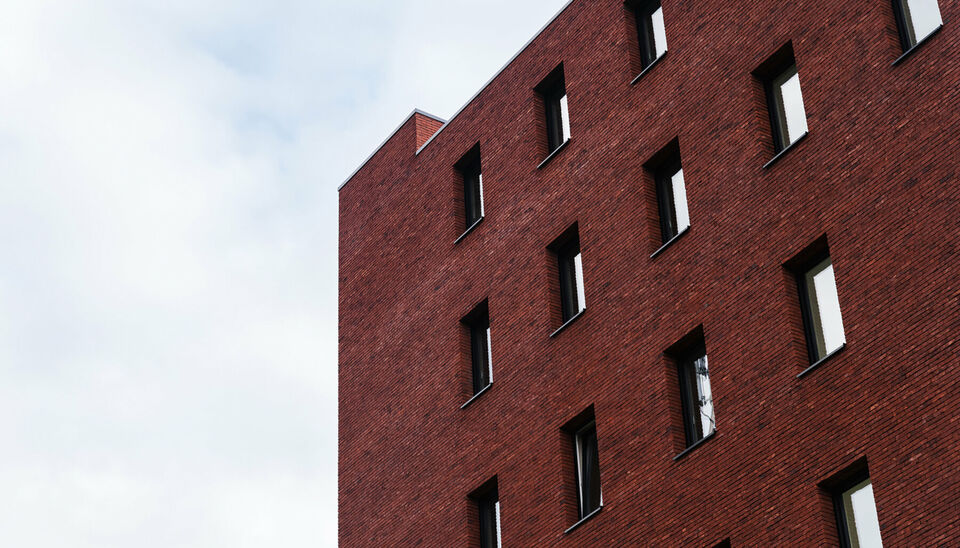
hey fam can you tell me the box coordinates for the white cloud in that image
[0,0,566,545]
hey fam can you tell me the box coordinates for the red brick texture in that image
[339,0,960,545]
[414,112,445,150]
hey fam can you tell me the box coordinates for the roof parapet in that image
[338,109,446,191]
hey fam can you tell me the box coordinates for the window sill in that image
[564,505,602,535]
[892,24,944,66]
[460,382,493,409]
[650,226,690,259]
[454,216,484,245]
[630,51,667,85]
[796,343,846,379]
[763,131,809,169]
[537,139,571,170]
[550,308,585,338]
[673,430,718,462]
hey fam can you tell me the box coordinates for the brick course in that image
[339,0,960,545]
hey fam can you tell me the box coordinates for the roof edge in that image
[414,0,576,156]
[338,0,576,192]
[337,109,447,191]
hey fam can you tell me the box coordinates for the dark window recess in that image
[628,0,668,69]
[535,65,571,154]
[478,489,501,548]
[646,140,690,243]
[549,225,586,323]
[787,239,846,365]
[893,0,942,51]
[574,421,602,518]
[668,328,716,448]
[462,301,492,396]
[754,43,808,154]
[456,145,484,228]
[562,407,602,521]
[822,462,884,548]
[470,478,501,548]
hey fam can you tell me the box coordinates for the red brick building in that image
[338,0,959,545]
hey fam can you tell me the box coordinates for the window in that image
[755,44,808,155]
[826,466,884,548]
[628,0,668,71]
[573,421,602,519]
[470,479,502,548]
[562,407,602,525]
[549,224,586,327]
[646,140,690,244]
[893,0,942,51]
[767,64,807,152]
[797,253,846,364]
[462,301,492,398]
[668,330,715,448]
[536,65,571,156]
[456,145,484,232]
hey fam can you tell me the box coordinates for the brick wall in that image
[339,0,960,545]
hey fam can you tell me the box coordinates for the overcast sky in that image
[0,1,567,546]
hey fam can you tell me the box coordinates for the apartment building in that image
[338,0,959,545]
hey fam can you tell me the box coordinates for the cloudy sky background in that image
[0,0,566,545]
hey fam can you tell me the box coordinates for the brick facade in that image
[339,0,960,545]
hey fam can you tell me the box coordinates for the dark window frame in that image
[796,249,831,364]
[655,155,684,242]
[627,0,666,69]
[572,420,602,519]
[468,477,501,548]
[787,239,845,367]
[831,468,872,548]
[673,337,714,448]
[644,140,687,244]
[892,0,943,51]
[535,65,570,154]
[893,0,915,50]
[557,237,582,322]
[561,406,602,526]
[820,459,880,548]
[753,43,806,156]
[764,63,801,153]
[548,224,585,325]
[461,300,492,397]
[455,144,484,231]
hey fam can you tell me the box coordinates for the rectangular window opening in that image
[562,407,602,522]
[894,0,942,50]
[462,300,492,397]
[645,139,690,244]
[667,327,716,448]
[628,0,668,70]
[787,238,846,365]
[549,224,586,325]
[455,145,484,230]
[536,65,571,155]
[574,421,602,518]
[821,460,884,548]
[754,43,808,154]
[469,478,502,548]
